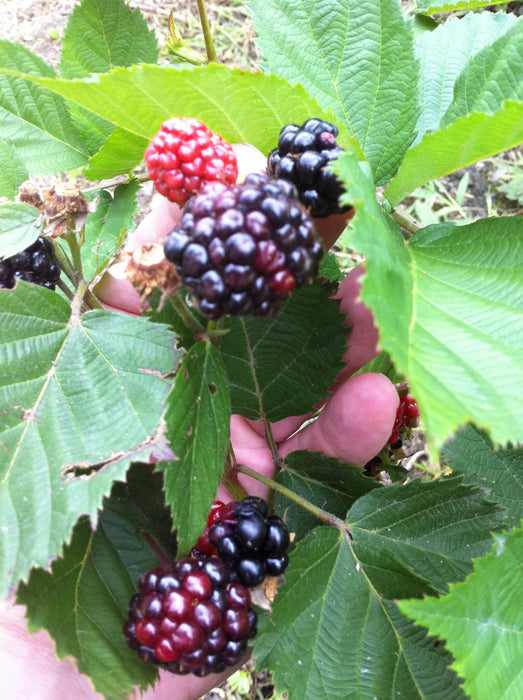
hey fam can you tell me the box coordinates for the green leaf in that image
[414,11,518,141]
[84,127,149,180]
[256,477,503,698]
[0,140,28,199]
[8,62,361,176]
[158,341,231,556]
[0,41,89,174]
[0,202,42,258]
[59,0,159,79]
[385,100,523,206]
[335,151,523,453]
[442,21,523,126]
[83,180,140,282]
[17,464,177,700]
[399,527,523,700]
[276,451,381,542]
[347,476,505,595]
[417,0,513,15]
[442,424,523,528]
[254,526,466,700]
[0,283,178,595]
[248,0,419,184]
[219,281,348,422]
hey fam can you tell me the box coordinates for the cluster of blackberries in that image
[123,556,257,677]
[198,496,290,588]
[163,173,323,319]
[388,392,420,449]
[125,497,290,676]
[267,118,350,218]
[0,237,60,290]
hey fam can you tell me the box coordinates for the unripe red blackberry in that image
[267,118,352,218]
[387,392,420,448]
[123,556,257,677]
[208,496,290,588]
[163,173,324,319]
[0,237,61,290]
[144,118,238,205]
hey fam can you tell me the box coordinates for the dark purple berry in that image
[163,174,323,318]
[267,118,352,218]
[0,236,60,290]
[123,556,256,676]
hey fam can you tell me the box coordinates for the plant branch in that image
[196,0,218,63]
[391,209,420,237]
[64,229,84,285]
[235,463,346,530]
[221,447,249,502]
[168,293,207,336]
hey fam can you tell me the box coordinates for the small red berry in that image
[145,118,238,205]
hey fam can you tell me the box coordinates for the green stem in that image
[53,241,77,286]
[196,0,218,63]
[70,279,89,322]
[236,463,346,530]
[56,278,74,301]
[84,288,103,310]
[391,209,420,237]
[263,421,283,513]
[222,449,249,502]
[64,229,84,285]
[169,293,206,336]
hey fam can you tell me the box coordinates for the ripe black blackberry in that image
[123,556,257,677]
[267,118,351,218]
[208,496,290,588]
[163,173,324,319]
[0,237,60,290]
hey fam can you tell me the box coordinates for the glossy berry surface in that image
[0,237,61,290]
[208,497,290,588]
[123,556,257,677]
[267,118,352,218]
[144,118,238,205]
[163,173,324,319]
[387,392,420,448]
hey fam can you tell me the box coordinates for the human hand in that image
[0,144,398,700]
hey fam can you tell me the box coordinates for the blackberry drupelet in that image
[123,556,257,677]
[208,496,290,588]
[267,118,351,218]
[163,173,324,319]
[0,237,61,290]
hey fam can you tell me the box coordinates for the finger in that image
[138,655,248,700]
[0,599,104,699]
[334,264,380,382]
[216,415,275,502]
[280,372,398,467]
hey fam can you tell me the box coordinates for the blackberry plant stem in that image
[196,0,218,63]
[235,463,345,530]
[168,294,207,336]
[222,448,249,502]
[64,229,85,287]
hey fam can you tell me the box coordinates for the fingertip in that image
[281,372,398,467]
[132,197,183,248]
[233,143,267,179]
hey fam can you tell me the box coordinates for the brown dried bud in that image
[42,182,88,219]
[124,241,181,312]
[17,181,44,210]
